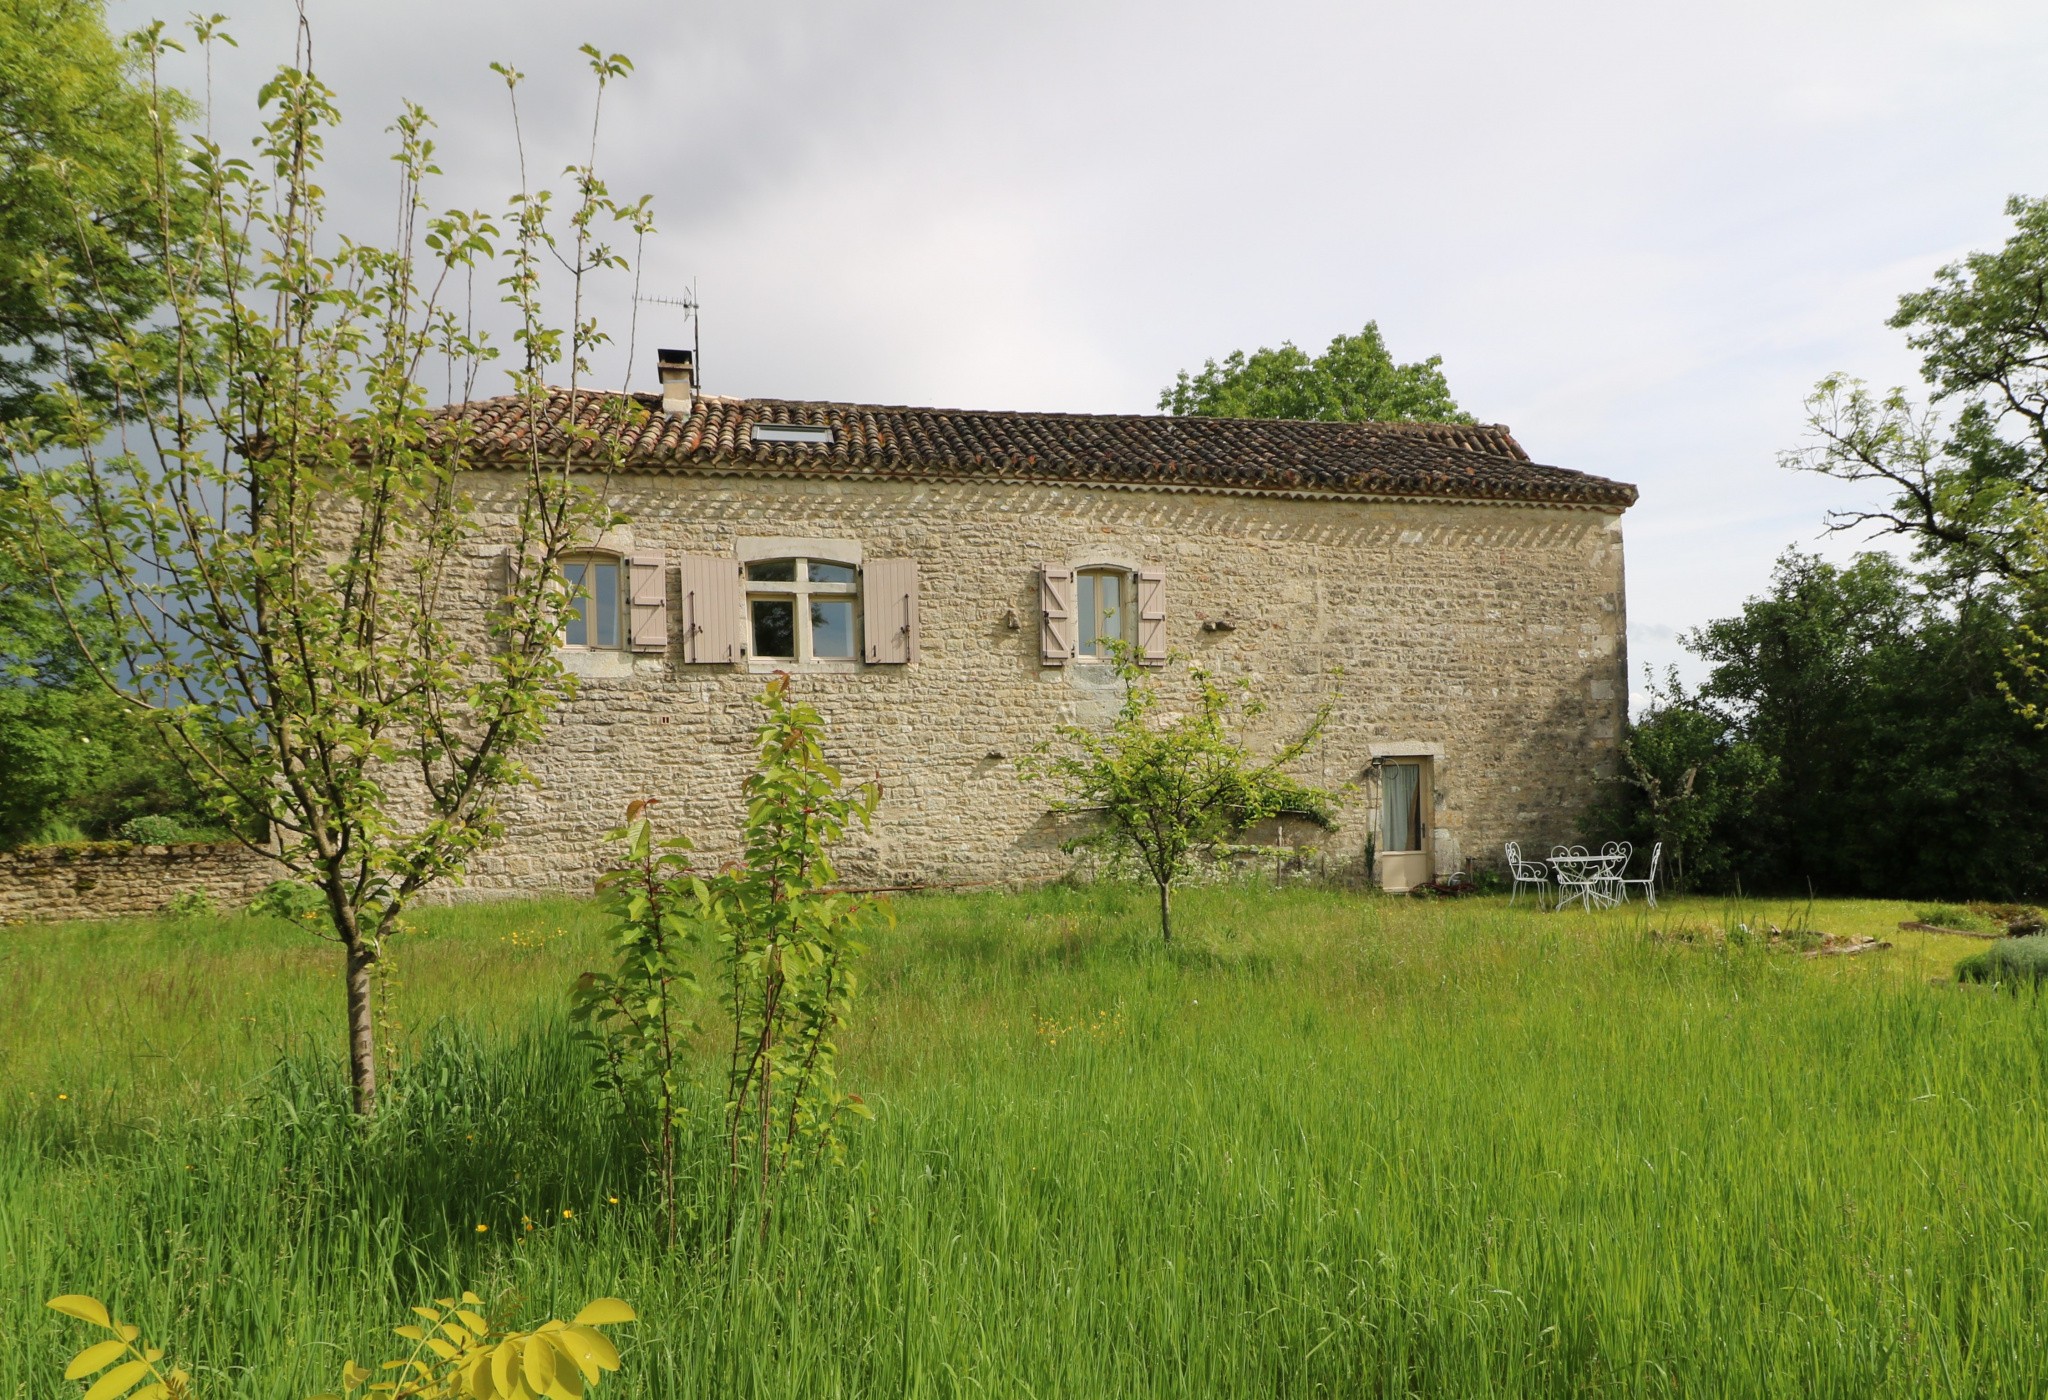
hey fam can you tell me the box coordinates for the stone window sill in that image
[746,659,864,675]
[556,648,662,679]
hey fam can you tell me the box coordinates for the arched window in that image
[560,553,625,650]
[1074,566,1132,659]
[745,557,860,662]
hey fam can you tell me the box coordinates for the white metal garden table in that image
[1547,850,1625,912]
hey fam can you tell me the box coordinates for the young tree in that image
[1,21,652,1114]
[577,682,881,1250]
[1160,322,1473,424]
[575,799,706,1251]
[1026,651,1336,942]
[718,676,879,1240]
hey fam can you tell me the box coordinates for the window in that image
[746,557,860,662]
[750,423,834,445]
[1381,762,1424,854]
[561,554,624,649]
[1075,567,1131,659]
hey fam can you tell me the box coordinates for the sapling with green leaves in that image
[1,19,653,1115]
[1025,649,1337,942]
[719,674,880,1240]
[573,797,708,1250]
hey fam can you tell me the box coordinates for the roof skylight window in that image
[750,423,834,445]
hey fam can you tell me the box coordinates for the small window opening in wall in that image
[1075,567,1131,659]
[746,557,859,662]
[560,554,623,649]
[750,423,834,445]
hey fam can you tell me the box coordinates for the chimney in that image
[656,347,695,413]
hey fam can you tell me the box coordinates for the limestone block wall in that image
[431,471,1629,898]
[0,842,286,924]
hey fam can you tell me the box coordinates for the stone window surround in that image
[1062,551,1144,666]
[548,527,639,675]
[736,536,864,674]
[558,550,627,652]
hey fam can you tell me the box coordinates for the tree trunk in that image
[345,935,379,1116]
[1157,879,1173,944]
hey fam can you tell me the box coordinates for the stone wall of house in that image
[435,470,1630,897]
[0,842,286,925]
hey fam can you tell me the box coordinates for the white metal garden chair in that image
[1504,842,1551,907]
[1599,842,1632,905]
[1616,841,1662,908]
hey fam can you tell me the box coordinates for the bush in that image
[163,889,216,920]
[26,817,88,845]
[1975,902,2047,936]
[115,813,192,844]
[1956,938,2048,988]
[1916,904,1994,933]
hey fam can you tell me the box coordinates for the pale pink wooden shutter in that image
[862,558,919,665]
[1136,567,1167,665]
[678,554,745,663]
[1039,565,1075,664]
[626,553,669,653]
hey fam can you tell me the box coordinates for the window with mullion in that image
[747,558,860,662]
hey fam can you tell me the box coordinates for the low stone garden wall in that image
[0,841,287,925]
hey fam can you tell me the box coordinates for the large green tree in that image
[1600,668,1771,895]
[0,0,192,425]
[1597,552,2048,898]
[0,0,206,845]
[0,519,210,855]
[1160,322,1474,424]
[1615,193,2048,898]
[1788,195,2048,592]
[0,530,204,847]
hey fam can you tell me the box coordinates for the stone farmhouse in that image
[442,351,1636,896]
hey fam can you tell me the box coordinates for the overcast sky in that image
[116,0,2048,707]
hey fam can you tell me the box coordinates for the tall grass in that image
[3,886,2044,1396]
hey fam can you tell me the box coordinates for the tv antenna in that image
[635,281,700,391]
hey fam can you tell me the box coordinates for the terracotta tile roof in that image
[443,389,1636,510]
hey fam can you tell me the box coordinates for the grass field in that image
[2,885,2044,1397]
